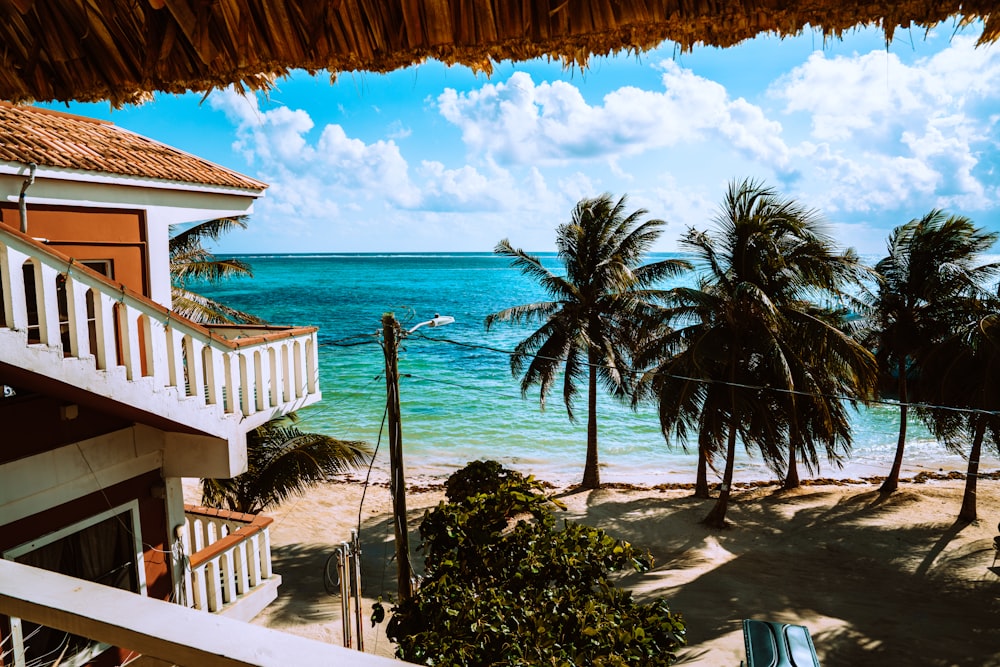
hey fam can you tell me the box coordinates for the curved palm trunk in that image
[783,440,800,489]
[581,349,601,489]
[959,418,985,522]
[703,418,738,528]
[880,360,909,494]
[694,443,710,498]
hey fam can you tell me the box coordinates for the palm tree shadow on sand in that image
[260,485,1000,665]
[562,486,1000,666]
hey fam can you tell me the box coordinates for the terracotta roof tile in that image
[0,102,266,192]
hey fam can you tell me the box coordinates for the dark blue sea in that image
[196,253,996,486]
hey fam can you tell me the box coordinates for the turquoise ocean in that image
[198,253,999,487]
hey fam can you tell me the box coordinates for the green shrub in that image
[444,458,527,504]
[383,461,687,665]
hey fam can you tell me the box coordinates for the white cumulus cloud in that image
[437,64,792,170]
[772,35,1000,217]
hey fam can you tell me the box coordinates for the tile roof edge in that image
[0,160,266,196]
[102,123,269,191]
[0,100,112,125]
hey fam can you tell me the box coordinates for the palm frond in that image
[172,287,266,325]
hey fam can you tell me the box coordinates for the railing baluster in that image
[206,559,223,612]
[65,274,90,358]
[306,336,317,394]
[92,291,116,370]
[191,564,208,611]
[254,350,266,410]
[293,341,304,398]
[280,343,292,402]
[166,325,184,389]
[118,303,142,380]
[191,518,205,552]
[223,351,237,414]
[239,351,255,416]
[204,345,221,407]
[221,549,236,603]
[268,346,280,408]
[36,262,60,346]
[248,533,262,587]
[234,541,249,595]
[260,525,273,579]
[3,249,29,331]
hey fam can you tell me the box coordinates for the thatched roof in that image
[1,1,996,107]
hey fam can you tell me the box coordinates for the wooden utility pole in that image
[382,312,412,603]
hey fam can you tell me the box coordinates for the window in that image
[2,501,146,667]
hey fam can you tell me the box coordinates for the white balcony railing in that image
[182,505,276,617]
[0,225,321,434]
[0,559,396,667]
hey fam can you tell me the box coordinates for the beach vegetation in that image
[384,460,687,665]
[635,179,875,526]
[200,414,371,514]
[169,215,264,324]
[485,193,691,489]
[858,211,999,494]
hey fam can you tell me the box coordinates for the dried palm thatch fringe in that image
[0,0,996,107]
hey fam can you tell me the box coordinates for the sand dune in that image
[194,477,1000,666]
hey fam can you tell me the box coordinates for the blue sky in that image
[49,21,999,255]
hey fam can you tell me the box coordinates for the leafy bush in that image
[383,461,687,665]
[443,458,527,503]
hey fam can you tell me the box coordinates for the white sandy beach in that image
[189,475,1000,666]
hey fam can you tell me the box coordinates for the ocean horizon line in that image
[220,250,696,259]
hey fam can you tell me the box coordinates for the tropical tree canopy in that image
[858,210,999,493]
[485,193,690,488]
[384,460,687,665]
[169,215,264,324]
[201,414,372,514]
[918,307,1000,521]
[636,178,874,524]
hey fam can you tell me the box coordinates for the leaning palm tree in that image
[913,298,1000,521]
[202,414,372,514]
[858,211,998,494]
[636,179,874,526]
[485,194,690,489]
[170,215,264,324]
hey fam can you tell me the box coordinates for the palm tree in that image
[777,300,874,489]
[202,414,372,514]
[485,194,690,489]
[170,215,264,324]
[859,211,998,494]
[636,179,874,526]
[918,307,1000,522]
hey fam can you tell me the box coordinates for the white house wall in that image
[0,424,166,526]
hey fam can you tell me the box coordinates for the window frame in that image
[2,500,147,667]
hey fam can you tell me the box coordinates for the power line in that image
[410,331,1000,418]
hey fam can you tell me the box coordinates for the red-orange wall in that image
[0,469,172,600]
[0,470,173,666]
[0,392,131,465]
[0,203,150,297]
